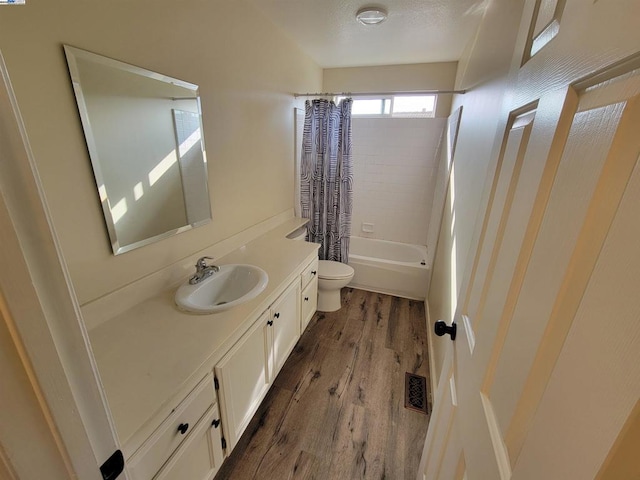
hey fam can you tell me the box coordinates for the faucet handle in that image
[195,256,215,269]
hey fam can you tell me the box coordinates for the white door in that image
[420,0,640,478]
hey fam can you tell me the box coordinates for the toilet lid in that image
[318,260,354,279]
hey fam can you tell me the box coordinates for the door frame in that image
[0,51,123,479]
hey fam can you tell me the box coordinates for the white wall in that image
[0,0,322,305]
[351,117,446,245]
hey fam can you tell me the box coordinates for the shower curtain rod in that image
[293,89,466,98]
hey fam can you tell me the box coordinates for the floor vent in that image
[405,372,428,414]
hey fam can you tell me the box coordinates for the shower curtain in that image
[300,98,353,263]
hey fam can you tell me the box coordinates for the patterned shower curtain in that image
[300,98,353,263]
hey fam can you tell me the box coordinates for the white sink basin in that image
[175,264,268,314]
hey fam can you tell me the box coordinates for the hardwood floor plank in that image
[288,450,318,480]
[215,289,430,480]
[215,385,295,479]
[327,403,371,479]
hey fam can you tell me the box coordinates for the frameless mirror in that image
[64,45,212,255]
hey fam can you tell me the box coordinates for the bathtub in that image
[348,236,430,300]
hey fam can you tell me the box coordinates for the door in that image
[420,0,640,478]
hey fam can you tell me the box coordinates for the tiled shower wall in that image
[351,117,447,245]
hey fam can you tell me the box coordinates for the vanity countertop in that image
[88,217,318,453]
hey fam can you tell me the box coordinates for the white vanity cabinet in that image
[89,220,321,480]
[214,278,301,451]
[127,374,223,480]
[300,258,318,332]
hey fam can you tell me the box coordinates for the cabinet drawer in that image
[301,275,318,332]
[153,404,224,480]
[128,375,215,480]
[300,257,319,289]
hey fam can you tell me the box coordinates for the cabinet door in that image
[300,275,318,332]
[214,311,270,450]
[154,404,224,480]
[270,280,300,380]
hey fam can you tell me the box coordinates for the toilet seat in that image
[318,260,354,279]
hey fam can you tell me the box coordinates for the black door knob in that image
[177,423,189,435]
[434,321,456,341]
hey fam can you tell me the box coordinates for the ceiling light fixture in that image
[356,7,387,26]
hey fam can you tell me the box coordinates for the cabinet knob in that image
[177,423,189,435]
[304,296,309,301]
[212,419,221,428]
[267,320,273,326]
[311,270,317,275]
[274,312,280,319]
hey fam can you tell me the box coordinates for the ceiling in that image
[245,0,488,68]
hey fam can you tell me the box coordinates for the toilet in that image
[316,260,354,312]
[289,226,355,312]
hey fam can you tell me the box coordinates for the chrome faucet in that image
[189,256,220,285]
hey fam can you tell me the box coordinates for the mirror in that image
[64,45,211,255]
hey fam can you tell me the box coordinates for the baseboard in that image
[347,282,425,301]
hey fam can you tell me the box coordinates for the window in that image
[351,98,392,115]
[392,95,436,117]
[338,95,436,118]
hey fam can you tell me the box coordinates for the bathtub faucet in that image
[189,256,219,284]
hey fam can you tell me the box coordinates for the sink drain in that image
[404,372,428,414]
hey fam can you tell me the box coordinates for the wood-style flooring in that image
[215,288,431,480]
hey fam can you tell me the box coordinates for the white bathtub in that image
[348,236,430,300]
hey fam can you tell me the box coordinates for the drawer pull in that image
[212,419,221,428]
[177,423,189,435]
[267,320,273,326]
[311,270,317,275]
[274,312,280,319]
[304,296,309,301]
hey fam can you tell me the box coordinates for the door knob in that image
[434,321,456,341]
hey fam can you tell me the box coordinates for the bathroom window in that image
[337,95,436,118]
[351,98,392,115]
